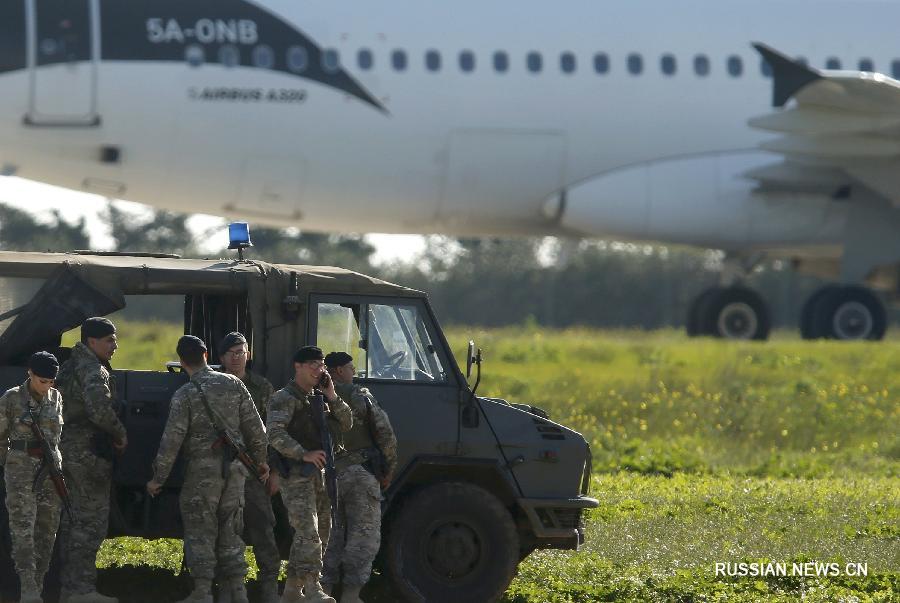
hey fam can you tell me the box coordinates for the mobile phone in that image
[318,372,330,387]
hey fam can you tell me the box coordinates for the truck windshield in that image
[315,300,446,382]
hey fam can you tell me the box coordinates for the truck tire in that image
[385,482,519,603]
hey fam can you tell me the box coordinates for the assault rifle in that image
[26,407,74,522]
[193,383,266,482]
[301,393,339,528]
[363,395,389,483]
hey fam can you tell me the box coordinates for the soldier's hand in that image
[113,436,128,455]
[302,450,327,469]
[321,371,338,402]
[379,472,393,490]
[257,462,271,484]
[266,471,281,496]
[146,479,163,497]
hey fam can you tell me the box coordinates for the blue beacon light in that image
[228,222,252,260]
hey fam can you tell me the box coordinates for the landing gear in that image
[800,285,887,340]
[686,286,771,340]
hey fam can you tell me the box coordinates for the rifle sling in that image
[192,381,238,476]
[192,381,226,434]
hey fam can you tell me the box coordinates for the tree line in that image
[0,202,844,329]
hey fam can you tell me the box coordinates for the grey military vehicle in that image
[0,249,597,603]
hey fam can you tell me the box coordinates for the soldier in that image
[321,352,398,603]
[267,346,352,603]
[0,352,64,603]
[146,336,270,603]
[218,332,280,603]
[55,317,127,603]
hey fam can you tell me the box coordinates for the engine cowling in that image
[555,151,850,250]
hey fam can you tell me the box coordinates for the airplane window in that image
[322,48,341,73]
[560,52,576,74]
[494,51,509,73]
[358,49,373,70]
[660,54,676,76]
[287,46,308,72]
[425,49,441,71]
[893,60,900,78]
[392,49,407,71]
[185,45,205,68]
[39,38,58,57]
[859,58,875,71]
[627,53,642,75]
[527,52,542,73]
[826,57,842,69]
[252,45,274,69]
[218,45,240,68]
[594,53,610,74]
[760,58,772,78]
[460,50,475,72]
[694,54,710,76]
[727,55,742,77]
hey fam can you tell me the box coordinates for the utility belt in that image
[64,422,116,461]
[335,446,387,480]
[9,439,43,458]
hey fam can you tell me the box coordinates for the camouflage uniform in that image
[234,370,280,583]
[266,382,352,580]
[0,381,64,597]
[151,366,268,583]
[322,384,398,589]
[55,342,127,598]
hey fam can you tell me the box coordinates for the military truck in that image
[0,250,597,603]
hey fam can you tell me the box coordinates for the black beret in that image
[176,335,208,358]
[324,351,353,369]
[82,317,116,340]
[220,332,247,353]
[293,345,324,364]
[29,351,59,379]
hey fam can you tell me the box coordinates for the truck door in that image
[310,296,468,467]
[26,0,99,126]
[111,369,188,538]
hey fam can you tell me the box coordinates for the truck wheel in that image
[386,482,519,603]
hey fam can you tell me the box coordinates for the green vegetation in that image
[86,321,898,601]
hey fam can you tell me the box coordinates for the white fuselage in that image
[1,0,898,255]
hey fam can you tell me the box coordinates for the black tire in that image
[385,482,519,603]
[686,288,720,337]
[811,285,887,340]
[699,287,770,340]
[800,285,840,340]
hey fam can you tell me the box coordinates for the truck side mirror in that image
[466,340,475,379]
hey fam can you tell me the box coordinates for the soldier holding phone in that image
[266,346,352,603]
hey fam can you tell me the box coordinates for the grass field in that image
[74,321,898,601]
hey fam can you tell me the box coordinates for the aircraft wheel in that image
[699,286,770,341]
[807,285,887,341]
[800,285,840,339]
[686,288,720,337]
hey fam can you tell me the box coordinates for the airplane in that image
[2,0,900,341]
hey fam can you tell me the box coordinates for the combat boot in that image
[299,575,335,603]
[279,576,302,603]
[257,577,280,603]
[339,584,363,603]
[185,578,213,603]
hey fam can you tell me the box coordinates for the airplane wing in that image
[747,43,900,205]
